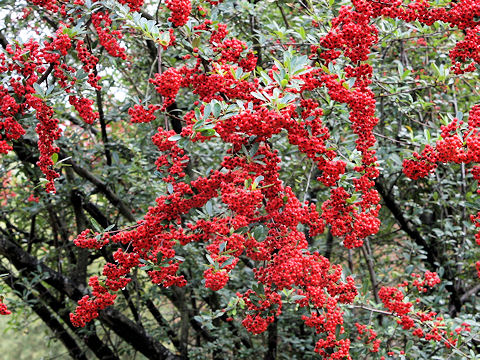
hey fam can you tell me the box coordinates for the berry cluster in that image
[68,3,480,356]
[149,68,183,110]
[73,229,109,249]
[4,0,476,357]
[128,104,160,123]
[0,300,10,315]
[92,12,127,60]
[376,272,468,349]
[118,0,144,12]
[204,268,229,291]
[69,96,99,125]
[166,0,191,27]
[69,276,117,327]
[355,323,381,353]
[75,40,100,90]
[403,107,480,276]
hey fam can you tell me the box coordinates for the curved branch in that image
[375,177,463,316]
[1,268,88,360]
[65,158,136,222]
[0,234,179,360]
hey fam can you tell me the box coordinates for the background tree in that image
[0,0,480,359]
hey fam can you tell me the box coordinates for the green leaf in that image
[253,175,264,188]
[33,83,45,97]
[51,153,58,165]
[200,128,217,137]
[251,91,268,101]
[249,142,260,158]
[194,108,202,121]
[206,254,215,265]
[203,103,212,120]
[219,242,227,253]
[298,27,306,40]
[168,134,182,142]
[424,128,431,142]
[213,102,222,118]
[253,225,267,241]
[205,200,213,217]
[221,257,235,268]
[90,217,102,232]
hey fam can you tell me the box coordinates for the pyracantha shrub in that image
[1,0,480,358]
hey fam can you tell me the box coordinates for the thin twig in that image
[36,63,55,84]
[348,304,393,316]
[375,84,440,98]
[303,162,315,203]
[276,0,290,28]
[373,131,416,147]
[361,240,380,305]
[95,86,112,166]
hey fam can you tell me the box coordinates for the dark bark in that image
[162,288,216,344]
[324,228,333,260]
[0,234,180,359]
[120,287,142,324]
[82,198,111,229]
[249,0,263,67]
[146,299,182,352]
[264,318,278,360]
[0,269,88,360]
[100,307,181,360]
[0,31,7,49]
[71,189,90,285]
[12,138,135,223]
[375,178,463,316]
[0,264,119,360]
[95,86,112,166]
[66,158,136,222]
[0,234,86,300]
[166,102,184,134]
[27,215,36,253]
[375,179,439,270]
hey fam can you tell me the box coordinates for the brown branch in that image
[36,63,55,84]
[64,112,99,134]
[146,299,182,352]
[375,177,439,270]
[0,234,86,299]
[0,31,7,49]
[162,287,216,344]
[100,307,181,360]
[0,264,119,360]
[0,234,180,360]
[264,318,278,360]
[324,228,333,260]
[0,268,88,360]
[95,86,112,166]
[348,304,393,316]
[249,0,263,66]
[70,188,90,286]
[361,240,380,305]
[276,0,290,29]
[375,177,463,316]
[375,84,440,99]
[66,158,136,222]
[460,284,480,304]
